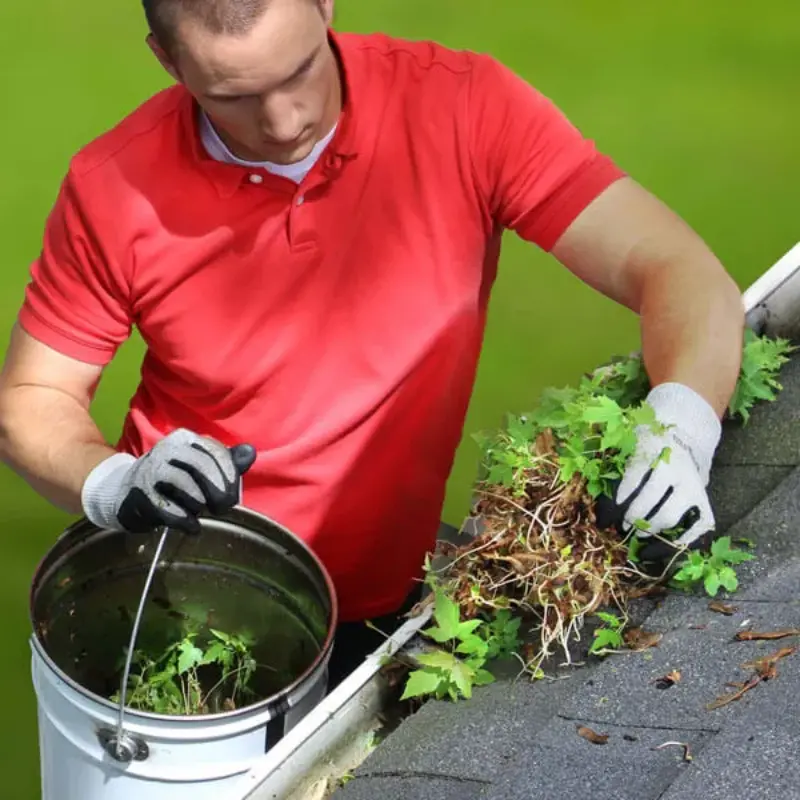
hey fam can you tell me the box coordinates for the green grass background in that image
[1,1,798,794]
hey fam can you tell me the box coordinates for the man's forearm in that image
[0,385,117,514]
[637,249,745,419]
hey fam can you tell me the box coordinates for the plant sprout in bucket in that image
[111,628,266,716]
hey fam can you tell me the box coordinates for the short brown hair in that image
[142,0,272,53]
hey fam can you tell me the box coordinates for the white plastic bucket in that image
[29,508,337,800]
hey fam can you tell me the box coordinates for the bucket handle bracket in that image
[96,726,150,763]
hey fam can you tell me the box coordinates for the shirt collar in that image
[182,27,361,199]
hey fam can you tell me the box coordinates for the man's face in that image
[152,0,339,164]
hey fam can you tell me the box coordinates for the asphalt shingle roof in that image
[332,345,800,800]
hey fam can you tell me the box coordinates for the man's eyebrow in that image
[205,45,322,101]
[286,44,321,82]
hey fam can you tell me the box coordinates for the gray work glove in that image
[81,428,257,534]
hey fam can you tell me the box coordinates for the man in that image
[0,0,744,685]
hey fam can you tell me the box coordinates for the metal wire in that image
[115,526,170,758]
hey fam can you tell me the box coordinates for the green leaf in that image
[456,636,489,659]
[627,536,643,563]
[432,590,461,640]
[651,446,672,468]
[449,659,475,699]
[595,611,622,628]
[400,670,446,700]
[582,395,624,426]
[718,566,739,593]
[628,402,658,428]
[177,642,204,674]
[201,641,228,666]
[704,571,721,597]
[590,628,623,653]
[416,650,460,672]
[455,619,484,639]
[472,668,495,686]
[421,625,455,644]
[710,536,733,559]
[721,549,755,565]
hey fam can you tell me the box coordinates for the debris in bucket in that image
[110,628,262,715]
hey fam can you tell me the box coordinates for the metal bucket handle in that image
[97,525,171,763]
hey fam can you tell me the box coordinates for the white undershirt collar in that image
[199,110,337,185]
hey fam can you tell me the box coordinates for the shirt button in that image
[249,174,264,185]
[296,195,305,206]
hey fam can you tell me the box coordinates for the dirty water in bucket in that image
[32,515,333,715]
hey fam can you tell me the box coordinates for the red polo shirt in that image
[19,30,625,622]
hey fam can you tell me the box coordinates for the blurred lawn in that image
[0,1,798,794]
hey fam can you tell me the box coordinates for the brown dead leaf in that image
[741,646,796,677]
[735,629,800,642]
[577,725,609,745]
[624,628,663,651]
[708,601,737,616]
[653,670,682,689]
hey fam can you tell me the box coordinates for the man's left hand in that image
[613,382,723,562]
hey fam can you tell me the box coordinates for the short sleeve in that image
[467,54,627,251]
[18,168,133,365]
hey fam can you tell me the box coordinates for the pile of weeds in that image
[405,330,795,695]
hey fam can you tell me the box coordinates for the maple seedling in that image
[589,611,626,656]
[400,586,520,702]
[670,537,755,597]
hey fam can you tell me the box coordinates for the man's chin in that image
[265,148,312,166]
[254,137,316,166]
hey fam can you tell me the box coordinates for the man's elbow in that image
[636,234,744,318]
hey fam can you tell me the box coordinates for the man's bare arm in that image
[0,324,117,514]
[550,177,745,417]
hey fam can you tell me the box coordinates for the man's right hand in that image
[80,429,257,534]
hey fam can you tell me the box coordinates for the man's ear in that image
[319,0,335,26]
[146,33,181,83]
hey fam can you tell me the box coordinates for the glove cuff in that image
[645,382,722,483]
[81,452,138,530]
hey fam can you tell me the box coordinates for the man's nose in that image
[259,94,303,143]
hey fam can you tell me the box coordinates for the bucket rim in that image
[28,505,339,724]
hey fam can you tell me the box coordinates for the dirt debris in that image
[652,741,692,762]
[652,670,681,690]
[707,646,796,710]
